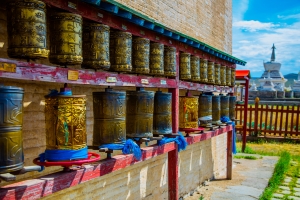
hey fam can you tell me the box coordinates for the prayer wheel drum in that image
[179,96,198,128]
[110,31,132,72]
[220,65,227,86]
[231,68,236,86]
[207,61,215,84]
[0,86,24,173]
[164,46,177,77]
[191,55,201,82]
[198,95,212,126]
[126,88,154,138]
[229,96,236,120]
[180,53,191,80]
[214,64,221,85]
[150,43,164,75]
[226,66,232,86]
[200,59,208,83]
[45,94,87,151]
[153,91,172,135]
[49,12,83,65]
[93,88,126,146]
[220,95,229,118]
[82,23,110,70]
[132,37,150,74]
[212,95,221,124]
[7,0,49,59]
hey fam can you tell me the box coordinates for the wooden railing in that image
[235,98,300,139]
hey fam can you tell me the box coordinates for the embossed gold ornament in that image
[231,68,236,86]
[93,88,126,146]
[7,0,49,59]
[126,88,154,138]
[153,91,172,134]
[150,43,164,75]
[110,31,132,72]
[214,64,221,85]
[49,12,83,65]
[164,46,176,77]
[220,65,227,86]
[200,59,208,83]
[212,95,221,124]
[229,96,236,120]
[207,61,215,84]
[226,66,231,86]
[0,86,24,173]
[220,95,229,118]
[132,37,150,74]
[191,55,201,82]
[82,23,110,70]
[180,53,191,80]
[179,96,198,128]
[45,95,87,150]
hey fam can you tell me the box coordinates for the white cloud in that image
[233,20,277,32]
[278,13,300,20]
[232,0,249,22]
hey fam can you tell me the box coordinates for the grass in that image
[234,155,260,160]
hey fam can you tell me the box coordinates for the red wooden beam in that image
[227,130,233,180]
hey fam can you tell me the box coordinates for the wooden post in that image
[254,97,259,136]
[242,77,249,152]
[227,129,233,180]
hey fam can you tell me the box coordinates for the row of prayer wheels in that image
[6,0,235,86]
[179,94,236,128]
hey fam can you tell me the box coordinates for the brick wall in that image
[114,0,232,54]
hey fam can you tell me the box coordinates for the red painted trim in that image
[168,148,178,200]
[242,79,249,152]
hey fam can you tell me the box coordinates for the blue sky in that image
[232,0,300,77]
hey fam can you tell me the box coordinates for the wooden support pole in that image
[227,130,233,180]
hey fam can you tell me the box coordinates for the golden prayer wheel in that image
[132,37,150,74]
[93,88,126,146]
[110,31,132,72]
[150,43,164,75]
[179,96,198,128]
[126,88,154,138]
[0,86,24,174]
[229,96,236,120]
[49,12,83,65]
[226,66,232,86]
[45,88,87,150]
[220,95,229,118]
[220,65,227,86]
[153,91,172,135]
[212,95,221,124]
[214,64,221,85]
[180,53,191,80]
[198,94,212,126]
[207,61,215,84]
[82,23,110,70]
[191,55,201,82]
[164,46,177,77]
[7,0,49,59]
[200,59,208,83]
[231,68,236,86]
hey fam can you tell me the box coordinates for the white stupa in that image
[258,44,287,91]
[292,72,300,91]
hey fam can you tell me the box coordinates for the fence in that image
[235,98,300,139]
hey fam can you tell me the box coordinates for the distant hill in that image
[250,73,298,88]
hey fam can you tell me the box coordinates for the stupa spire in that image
[271,43,276,62]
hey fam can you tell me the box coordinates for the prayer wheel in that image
[231,68,236,86]
[132,37,150,74]
[207,61,215,84]
[179,96,198,128]
[93,88,126,146]
[229,96,236,120]
[220,95,229,118]
[0,86,24,173]
[164,46,176,77]
[226,66,231,86]
[49,12,83,65]
[126,88,154,138]
[82,23,110,70]
[191,55,201,82]
[110,31,132,72]
[180,53,191,80]
[153,91,172,135]
[198,94,212,126]
[150,43,164,75]
[200,59,208,83]
[212,95,221,124]
[220,65,227,86]
[7,0,49,59]
[44,85,87,159]
[214,64,221,85]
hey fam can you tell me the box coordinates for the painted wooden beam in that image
[154,25,164,33]
[129,16,144,26]
[116,9,132,19]
[143,21,155,30]
[99,1,118,13]
[81,0,101,6]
